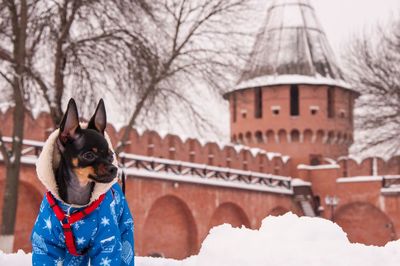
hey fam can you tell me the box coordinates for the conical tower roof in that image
[235,0,351,91]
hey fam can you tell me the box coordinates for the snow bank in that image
[2,213,400,266]
[185,213,400,266]
[0,250,31,266]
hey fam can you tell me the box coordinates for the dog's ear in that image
[58,98,82,144]
[88,99,106,135]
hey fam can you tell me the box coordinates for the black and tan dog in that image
[55,98,117,205]
[31,99,135,265]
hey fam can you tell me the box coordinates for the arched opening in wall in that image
[232,134,237,144]
[0,180,42,252]
[238,133,244,144]
[327,131,335,144]
[268,206,289,217]
[316,130,325,143]
[142,196,198,259]
[255,131,263,143]
[303,129,313,143]
[266,130,275,144]
[208,202,251,230]
[278,129,287,143]
[335,202,396,246]
[343,133,348,145]
[337,132,343,144]
[290,129,300,143]
[245,132,252,143]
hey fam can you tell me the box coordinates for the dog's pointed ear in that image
[88,99,107,135]
[58,99,82,144]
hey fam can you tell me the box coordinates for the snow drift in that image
[1,213,400,266]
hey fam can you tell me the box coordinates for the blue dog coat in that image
[31,128,134,265]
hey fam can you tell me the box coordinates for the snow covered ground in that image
[2,213,400,266]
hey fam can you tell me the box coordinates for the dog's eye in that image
[82,151,96,161]
[108,152,114,162]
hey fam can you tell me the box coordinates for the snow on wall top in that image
[233,0,350,92]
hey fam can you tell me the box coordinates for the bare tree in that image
[0,0,152,251]
[0,0,252,250]
[0,0,30,252]
[115,0,252,153]
[23,0,153,125]
[344,17,400,156]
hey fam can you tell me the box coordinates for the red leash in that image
[46,192,105,256]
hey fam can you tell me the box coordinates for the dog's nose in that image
[106,165,118,177]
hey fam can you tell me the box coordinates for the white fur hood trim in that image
[36,126,118,207]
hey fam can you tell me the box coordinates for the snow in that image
[230,144,289,162]
[3,213,400,266]
[1,136,45,147]
[297,164,340,170]
[236,74,352,91]
[337,176,383,183]
[292,178,311,186]
[0,155,37,165]
[381,187,400,195]
[124,168,293,195]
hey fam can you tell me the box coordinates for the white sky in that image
[298,0,399,54]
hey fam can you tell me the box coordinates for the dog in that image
[31,99,135,266]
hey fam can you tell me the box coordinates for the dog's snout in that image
[107,165,117,177]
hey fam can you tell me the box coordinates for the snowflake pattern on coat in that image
[31,183,134,265]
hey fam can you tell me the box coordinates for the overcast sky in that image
[316,0,399,51]
[256,0,399,55]
[298,0,399,53]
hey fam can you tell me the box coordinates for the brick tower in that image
[225,0,360,170]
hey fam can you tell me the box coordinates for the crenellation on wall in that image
[0,109,292,175]
[337,156,400,177]
[385,156,400,175]
[232,128,353,147]
[2,109,399,179]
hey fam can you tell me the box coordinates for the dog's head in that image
[57,98,117,184]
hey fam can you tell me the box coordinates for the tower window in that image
[327,87,335,118]
[310,106,319,115]
[232,93,237,122]
[255,87,263,118]
[310,154,322,166]
[339,109,346,118]
[271,106,280,115]
[290,85,299,116]
[255,131,263,143]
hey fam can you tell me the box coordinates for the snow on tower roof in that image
[231,0,352,92]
